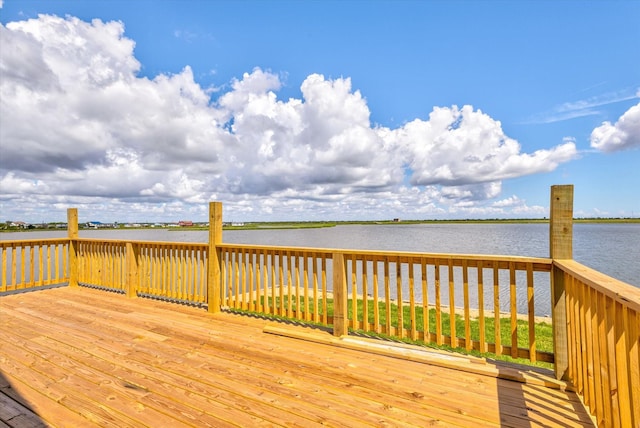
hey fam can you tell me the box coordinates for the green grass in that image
[231,295,554,368]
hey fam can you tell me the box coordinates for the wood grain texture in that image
[1,286,595,427]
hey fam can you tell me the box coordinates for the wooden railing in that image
[554,259,640,428]
[77,239,127,292]
[76,238,209,305]
[218,243,553,362]
[136,241,208,305]
[0,239,70,292]
[2,185,639,426]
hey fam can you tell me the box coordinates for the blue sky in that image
[1,0,639,222]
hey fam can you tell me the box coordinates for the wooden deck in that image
[0,287,595,427]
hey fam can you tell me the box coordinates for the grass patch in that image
[231,295,554,368]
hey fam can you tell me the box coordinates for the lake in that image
[3,223,638,316]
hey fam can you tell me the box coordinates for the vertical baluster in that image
[421,259,429,343]
[435,259,442,346]
[247,249,254,311]
[55,243,60,283]
[615,302,632,427]
[287,251,294,318]
[321,256,327,324]
[590,287,603,423]
[409,258,416,341]
[627,310,640,426]
[510,261,518,358]
[278,252,285,316]
[448,259,455,347]
[1,246,6,292]
[270,250,277,315]
[20,245,26,288]
[478,264,486,353]
[38,244,44,287]
[234,250,240,309]
[463,260,471,351]
[294,252,300,319]
[384,257,391,335]
[107,243,113,288]
[199,248,206,303]
[222,249,229,307]
[255,250,262,312]
[187,247,193,302]
[527,263,536,362]
[362,257,369,332]
[63,242,68,282]
[605,296,620,427]
[493,264,501,356]
[303,253,309,322]
[351,254,358,330]
[312,253,319,323]
[396,256,404,339]
[373,258,380,334]
[597,291,613,425]
[583,281,596,413]
[29,244,35,287]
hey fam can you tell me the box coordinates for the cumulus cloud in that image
[590,103,640,152]
[0,14,578,222]
[386,105,577,188]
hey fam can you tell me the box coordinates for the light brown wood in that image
[630,310,640,427]
[207,201,222,313]
[332,252,348,337]
[493,265,501,356]
[555,258,640,427]
[550,185,573,382]
[67,208,78,287]
[0,287,595,427]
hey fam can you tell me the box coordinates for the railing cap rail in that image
[217,242,552,264]
[74,237,208,247]
[0,238,71,246]
[554,258,640,312]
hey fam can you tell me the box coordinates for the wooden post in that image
[332,252,348,337]
[207,202,223,313]
[67,208,78,287]
[126,242,139,298]
[550,184,573,381]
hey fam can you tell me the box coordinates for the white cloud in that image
[385,105,577,186]
[590,103,640,152]
[0,14,578,222]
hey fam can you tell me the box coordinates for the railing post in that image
[207,202,223,313]
[332,252,348,337]
[67,208,78,287]
[126,242,139,298]
[549,184,573,380]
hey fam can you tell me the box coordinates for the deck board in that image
[1,287,595,427]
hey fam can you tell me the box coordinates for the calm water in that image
[3,223,638,316]
[2,223,638,285]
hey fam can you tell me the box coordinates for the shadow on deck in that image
[0,286,595,427]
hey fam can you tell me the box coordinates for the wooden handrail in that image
[554,259,640,312]
[553,258,640,427]
[0,239,71,292]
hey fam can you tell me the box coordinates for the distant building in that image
[178,220,194,227]
[86,221,115,228]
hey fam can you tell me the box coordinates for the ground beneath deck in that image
[1,287,594,427]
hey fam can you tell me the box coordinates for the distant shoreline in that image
[2,217,639,233]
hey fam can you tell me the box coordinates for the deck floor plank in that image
[1,287,595,427]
